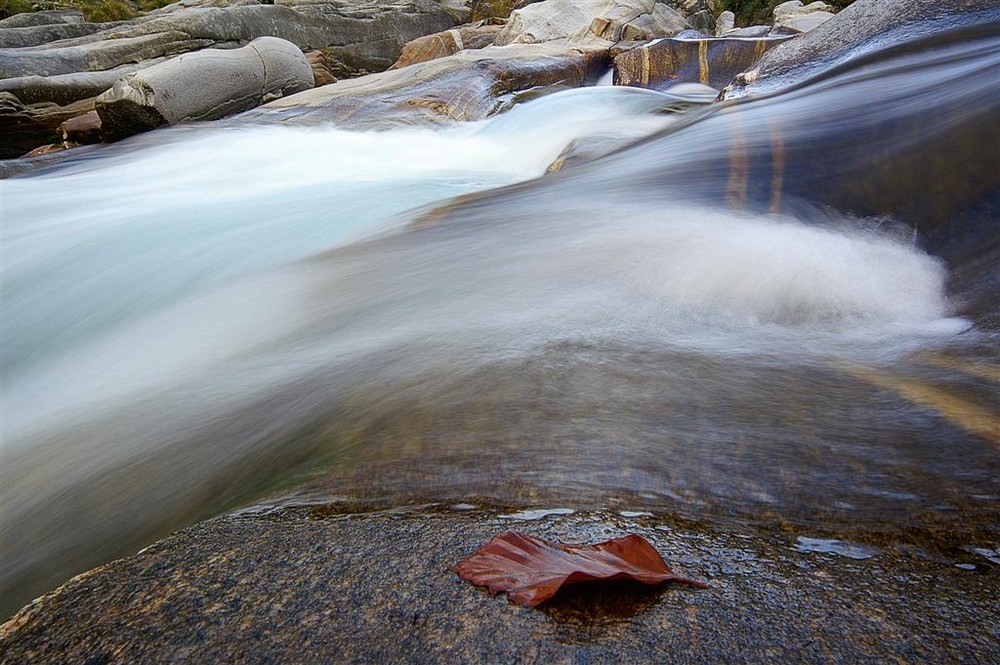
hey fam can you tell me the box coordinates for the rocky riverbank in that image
[1,0,844,162]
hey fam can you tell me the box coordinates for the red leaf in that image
[450,531,709,607]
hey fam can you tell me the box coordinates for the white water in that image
[0,85,972,615]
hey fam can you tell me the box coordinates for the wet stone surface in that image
[1,507,996,663]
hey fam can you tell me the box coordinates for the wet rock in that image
[59,110,102,144]
[0,92,95,159]
[546,133,641,173]
[613,34,794,91]
[96,36,313,140]
[390,19,506,69]
[255,42,608,127]
[495,0,688,46]
[0,508,996,663]
[722,0,998,99]
[22,143,70,157]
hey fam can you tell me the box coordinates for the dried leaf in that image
[450,531,709,607]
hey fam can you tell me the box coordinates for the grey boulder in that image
[96,36,313,139]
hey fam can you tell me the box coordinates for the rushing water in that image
[1,22,998,617]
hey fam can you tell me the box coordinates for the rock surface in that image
[95,36,313,139]
[254,42,607,127]
[0,507,996,663]
[390,19,506,69]
[613,33,794,91]
[0,92,95,158]
[495,0,688,45]
[0,8,85,28]
[722,0,999,99]
[0,0,468,79]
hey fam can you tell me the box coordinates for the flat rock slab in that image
[1,507,996,663]
[254,42,609,126]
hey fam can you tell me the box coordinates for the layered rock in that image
[0,92,95,158]
[96,36,313,139]
[0,9,86,28]
[0,60,170,107]
[0,0,468,80]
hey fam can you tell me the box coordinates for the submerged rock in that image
[96,36,313,140]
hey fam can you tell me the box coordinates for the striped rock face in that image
[613,34,794,91]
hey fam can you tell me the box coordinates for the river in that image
[1,18,997,619]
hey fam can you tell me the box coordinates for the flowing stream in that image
[1,24,998,618]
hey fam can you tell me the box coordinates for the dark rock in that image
[613,34,794,91]
[59,109,102,144]
[96,36,313,140]
[0,92,95,159]
[254,42,609,127]
[0,508,996,663]
[22,143,69,157]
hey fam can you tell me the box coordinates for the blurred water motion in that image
[1,24,998,618]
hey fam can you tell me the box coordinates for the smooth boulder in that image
[96,36,313,140]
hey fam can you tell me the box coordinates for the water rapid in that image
[1,24,997,619]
